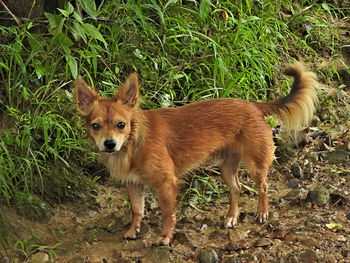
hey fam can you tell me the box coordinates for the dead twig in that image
[0,0,21,25]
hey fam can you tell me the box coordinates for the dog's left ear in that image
[115,73,140,108]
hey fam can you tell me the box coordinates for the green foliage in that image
[0,0,348,255]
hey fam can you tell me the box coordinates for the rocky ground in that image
[2,119,349,263]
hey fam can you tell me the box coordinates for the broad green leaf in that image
[58,2,74,17]
[72,12,83,24]
[200,0,211,21]
[77,0,97,19]
[82,23,107,45]
[71,21,87,42]
[67,56,78,78]
[44,12,65,35]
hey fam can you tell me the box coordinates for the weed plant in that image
[0,0,348,257]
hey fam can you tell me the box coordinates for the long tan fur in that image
[258,63,318,134]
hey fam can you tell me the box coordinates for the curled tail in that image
[258,63,318,134]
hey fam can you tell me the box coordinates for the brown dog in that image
[74,63,318,245]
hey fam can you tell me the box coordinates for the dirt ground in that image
[2,109,349,263]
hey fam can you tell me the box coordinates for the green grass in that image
[0,0,348,258]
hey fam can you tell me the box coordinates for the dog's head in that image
[74,73,140,153]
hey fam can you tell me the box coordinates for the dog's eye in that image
[116,121,125,130]
[91,123,101,131]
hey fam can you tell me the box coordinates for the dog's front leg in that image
[153,180,177,246]
[123,182,144,240]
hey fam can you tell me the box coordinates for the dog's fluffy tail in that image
[257,63,318,134]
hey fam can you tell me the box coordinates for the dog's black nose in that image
[104,139,116,150]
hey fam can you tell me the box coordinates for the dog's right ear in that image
[74,78,99,115]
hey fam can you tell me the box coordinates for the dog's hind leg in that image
[123,183,144,240]
[221,153,242,228]
[243,140,274,224]
[249,164,270,223]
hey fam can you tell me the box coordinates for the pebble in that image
[341,249,350,258]
[299,237,321,247]
[284,189,301,201]
[326,149,350,163]
[173,231,190,245]
[254,238,271,247]
[291,165,303,178]
[123,239,146,250]
[287,178,299,188]
[228,229,249,242]
[346,213,350,220]
[141,247,171,263]
[226,240,249,251]
[223,257,242,263]
[306,185,329,206]
[336,235,347,242]
[198,248,219,263]
[29,252,49,263]
[299,249,317,263]
[275,228,287,239]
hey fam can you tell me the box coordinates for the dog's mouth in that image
[101,149,116,153]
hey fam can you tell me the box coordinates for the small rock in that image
[254,238,271,247]
[173,231,190,245]
[306,185,330,206]
[240,254,257,261]
[308,215,324,223]
[275,145,296,165]
[299,237,320,247]
[306,152,318,162]
[275,228,287,239]
[208,230,226,240]
[68,256,85,263]
[284,189,301,201]
[326,254,337,263]
[269,211,279,221]
[29,252,49,263]
[287,178,299,188]
[291,165,303,178]
[346,213,350,220]
[341,249,350,258]
[336,235,347,242]
[299,249,317,263]
[198,248,218,263]
[326,149,350,163]
[141,247,171,263]
[202,217,215,226]
[228,229,249,242]
[226,240,249,251]
[123,239,146,250]
[286,254,299,263]
[224,257,241,263]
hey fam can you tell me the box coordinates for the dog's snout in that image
[104,139,116,151]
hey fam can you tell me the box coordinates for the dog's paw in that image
[152,236,171,246]
[123,226,140,240]
[223,216,238,229]
[257,210,269,224]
